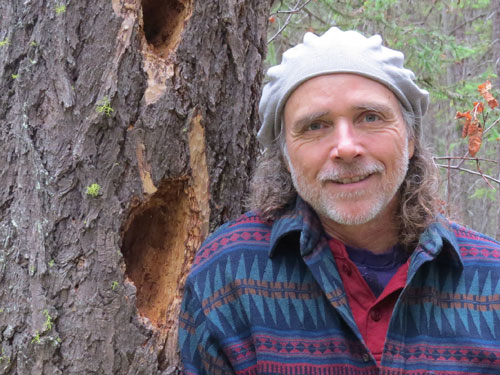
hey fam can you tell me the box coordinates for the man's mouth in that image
[331,173,372,184]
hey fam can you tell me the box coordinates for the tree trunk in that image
[0,0,269,373]
[493,2,500,241]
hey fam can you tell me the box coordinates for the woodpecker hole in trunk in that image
[141,0,191,58]
[121,179,190,328]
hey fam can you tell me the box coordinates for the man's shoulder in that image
[448,221,500,259]
[190,211,274,271]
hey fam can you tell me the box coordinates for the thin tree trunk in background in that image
[0,0,269,373]
[441,5,462,220]
[493,2,500,241]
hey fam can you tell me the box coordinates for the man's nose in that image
[328,120,363,162]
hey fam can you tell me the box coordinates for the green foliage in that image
[48,259,55,267]
[29,310,55,345]
[43,309,53,332]
[265,41,278,67]
[487,127,500,142]
[111,281,119,291]
[0,38,9,47]
[86,183,101,198]
[470,187,497,201]
[454,0,490,10]
[96,96,114,117]
[31,331,40,344]
[11,74,18,79]
[0,347,9,365]
[55,4,66,14]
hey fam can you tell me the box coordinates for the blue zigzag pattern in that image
[179,199,500,375]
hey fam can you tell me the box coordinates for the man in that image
[179,27,500,374]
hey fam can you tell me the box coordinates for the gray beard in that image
[285,143,410,226]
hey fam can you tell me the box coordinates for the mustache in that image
[318,162,385,182]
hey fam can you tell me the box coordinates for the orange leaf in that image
[473,102,484,113]
[468,119,479,137]
[456,111,471,138]
[455,111,471,120]
[461,123,468,139]
[478,80,491,95]
[468,123,483,157]
[488,98,498,109]
[269,16,276,23]
[478,81,498,109]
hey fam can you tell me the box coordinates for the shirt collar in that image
[410,215,463,270]
[268,198,463,269]
[268,196,324,258]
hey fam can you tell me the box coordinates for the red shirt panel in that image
[329,238,409,365]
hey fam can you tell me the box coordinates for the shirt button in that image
[370,308,382,321]
[362,353,370,362]
[342,263,352,276]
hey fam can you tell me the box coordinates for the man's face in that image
[283,73,414,227]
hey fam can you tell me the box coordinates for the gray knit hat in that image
[257,27,429,148]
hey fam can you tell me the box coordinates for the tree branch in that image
[448,12,489,35]
[268,0,314,44]
[476,159,495,189]
[270,0,314,16]
[435,164,500,186]
[433,156,499,164]
[302,8,329,26]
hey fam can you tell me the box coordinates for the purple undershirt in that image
[345,244,408,297]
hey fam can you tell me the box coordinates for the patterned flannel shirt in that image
[179,197,500,375]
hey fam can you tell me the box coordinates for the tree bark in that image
[0,0,269,373]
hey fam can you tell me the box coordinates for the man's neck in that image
[319,201,400,254]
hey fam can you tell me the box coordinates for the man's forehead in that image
[284,74,402,118]
[288,73,396,96]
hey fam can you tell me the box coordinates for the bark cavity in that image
[142,0,191,57]
[121,113,210,332]
[140,0,193,104]
[121,179,190,328]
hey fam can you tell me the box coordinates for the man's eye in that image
[364,114,380,122]
[307,122,323,131]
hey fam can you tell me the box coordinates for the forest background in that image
[269,0,500,239]
[0,0,499,374]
